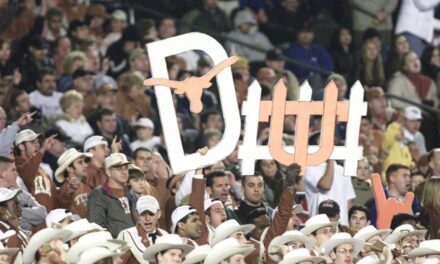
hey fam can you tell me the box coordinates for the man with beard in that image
[172,205,203,246]
[56,148,91,218]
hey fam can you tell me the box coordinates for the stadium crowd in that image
[0,0,439,263]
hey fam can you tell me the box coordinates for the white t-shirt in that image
[56,118,93,145]
[29,90,63,118]
[304,161,356,225]
[130,136,161,152]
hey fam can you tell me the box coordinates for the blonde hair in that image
[60,90,83,112]
[422,177,440,215]
[119,71,144,93]
[63,51,88,75]
[361,39,385,85]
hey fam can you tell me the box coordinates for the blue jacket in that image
[369,188,422,227]
[283,43,333,81]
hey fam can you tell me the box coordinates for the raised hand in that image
[14,112,36,127]
[111,136,122,153]
[40,134,57,154]
[371,173,414,229]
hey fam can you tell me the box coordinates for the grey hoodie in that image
[226,10,273,62]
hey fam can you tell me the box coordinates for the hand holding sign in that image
[371,173,414,229]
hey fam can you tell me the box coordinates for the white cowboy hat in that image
[204,238,255,264]
[78,246,126,264]
[22,228,73,264]
[408,240,440,260]
[182,244,211,264]
[55,148,92,183]
[301,214,339,235]
[320,232,364,256]
[0,230,16,242]
[0,188,21,203]
[143,234,194,262]
[66,231,127,263]
[268,230,316,262]
[357,254,381,264]
[63,219,105,241]
[0,243,19,257]
[354,225,392,242]
[211,219,255,246]
[384,224,427,244]
[46,209,73,228]
[279,248,326,264]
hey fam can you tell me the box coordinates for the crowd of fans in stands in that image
[0,0,439,263]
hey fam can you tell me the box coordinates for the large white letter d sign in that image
[146,33,241,174]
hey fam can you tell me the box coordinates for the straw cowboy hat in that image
[408,240,440,260]
[279,248,326,264]
[384,224,427,244]
[211,219,255,246]
[354,225,392,242]
[357,254,381,264]
[78,246,126,264]
[22,228,73,264]
[301,214,339,235]
[143,234,193,262]
[204,238,255,264]
[320,232,364,256]
[182,244,211,264]
[66,231,127,263]
[62,219,105,241]
[268,230,316,262]
[55,148,92,183]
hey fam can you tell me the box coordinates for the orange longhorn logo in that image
[144,56,239,113]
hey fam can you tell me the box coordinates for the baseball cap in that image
[46,209,73,228]
[104,153,130,170]
[404,106,422,121]
[83,136,108,152]
[136,195,160,215]
[204,198,223,212]
[171,205,197,233]
[318,199,340,217]
[15,129,42,145]
[0,188,21,203]
[133,118,154,129]
[111,10,127,21]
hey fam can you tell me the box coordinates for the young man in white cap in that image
[301,214,339,256]
[130,117,161,151]
[320,232,364,264]
[204,198,227,242]
[14,129,58,211]
[0,188,29,263]
[83,135,110,189]
[56,148,92,218]
[143,234,193,264]
[172,205,203,246]
[118,195,168,263]
[402,106,426,154]
[87,153,136,237]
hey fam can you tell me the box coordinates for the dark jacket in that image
[87,180,136,238]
